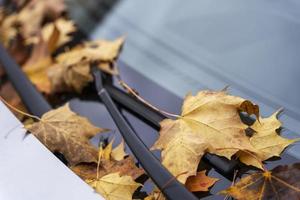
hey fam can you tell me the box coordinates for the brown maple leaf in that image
[87,172,142,200]
[26,104,107,165]
[221,163,300,200]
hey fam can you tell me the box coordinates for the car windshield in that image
[68,0,300,159]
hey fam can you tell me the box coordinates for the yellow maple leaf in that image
[239,110,297,168]
[87,172,142,200]
[152,90,261,183]
[56,37,124,75]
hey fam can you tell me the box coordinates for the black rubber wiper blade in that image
[93,68,197,200]
[0,44,51,117]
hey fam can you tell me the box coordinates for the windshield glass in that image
[68,0,300,158]
[70,0,300,157]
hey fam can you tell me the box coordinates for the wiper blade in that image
[93,68,197,200]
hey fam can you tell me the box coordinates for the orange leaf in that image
[185,170,218,192]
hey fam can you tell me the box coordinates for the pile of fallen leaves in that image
[0,0,299,200]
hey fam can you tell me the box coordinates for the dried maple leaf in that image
[83,37,125,62]
[152,90,260,183]
[71,156,144,181]
[56,37,124,74]
[87,172,142,200]
[26,104,107,165]
[185,170,218,192]
[221,163,300,200]
[239,110,297,168]
[153,123,208,183]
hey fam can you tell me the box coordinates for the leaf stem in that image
[0,95,41,121]
[118,80,180,118]
[161,171,188,190]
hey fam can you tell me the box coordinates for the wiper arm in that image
[93,68,197,200]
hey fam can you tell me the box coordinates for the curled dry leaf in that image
[26,104,107,165]
[152,90,260,183]
[87,172,142,200]
[185,170,219,192]
[48,37,125,93]
[55,37,125,68]
[221,163,300,200]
